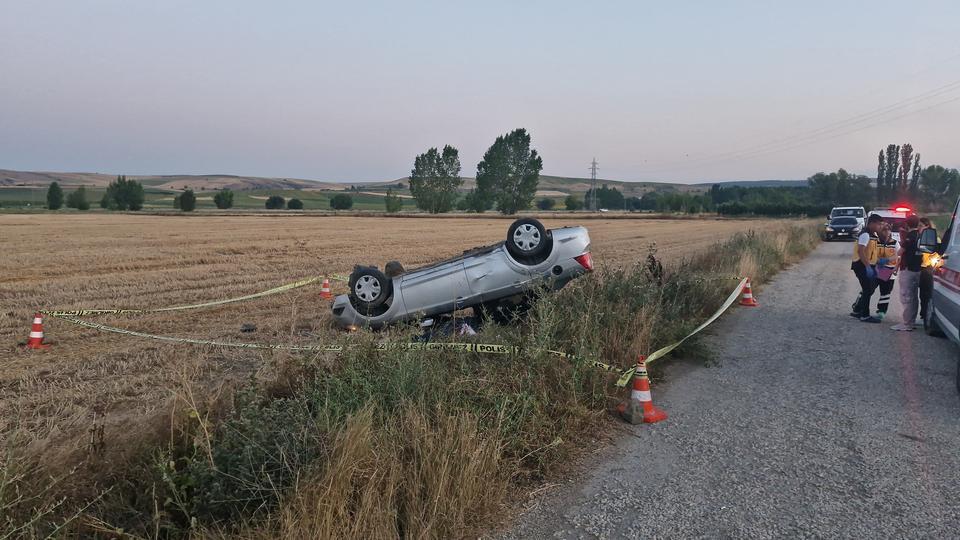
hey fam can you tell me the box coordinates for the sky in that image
[1,0,959,184]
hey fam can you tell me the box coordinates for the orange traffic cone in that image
[739,278,759,307]
[319,278,333,299]
[617,356,667,425]
[24,312,51,350]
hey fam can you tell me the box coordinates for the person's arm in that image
[859,241,871,266]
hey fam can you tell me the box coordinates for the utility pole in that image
[589,158,599,211]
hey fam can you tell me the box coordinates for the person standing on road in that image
[874,222,899,320]
[892,214,922,331]
[918,217,938,323]
[851,214,882,323]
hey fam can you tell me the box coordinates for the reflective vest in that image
[877,239,897,267]
[852,233,879,265]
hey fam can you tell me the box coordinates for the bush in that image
[384,189,403,213]
[65,186,90,211]
[102,175,144,211]
[265,195,285,210]
[330,193,353,210]
[536,198,555,210]
[287,198,304,210]
[175,189,197,211]
[46,182,64,210]
[564,195,583,211]
[213,189,234,209]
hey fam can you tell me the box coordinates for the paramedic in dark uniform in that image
[918,217,937,322]
[851,214,883,323]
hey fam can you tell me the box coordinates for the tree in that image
[910,154,921,196]
[46,182,64,210]
[474,128,543,214]
[584,185,625,210]
[919,165,960,206]
[876,150,885,196]
[807,169,872,206]
[536,198,556,210]
[66,186,90,210]
[330,193,353,210]
[409,145,463,213]
[640,191,661,211]
[287,198,304,210]
[883,144,899,202]
[213,189,234,209]
[174,189,197,211]
[265,195,285,209]
[898,143,913,195]
[564,194,583,210]
[102,175,145,210]
[462,189,493,213]
[384,189,403,213]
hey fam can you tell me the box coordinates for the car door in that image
[934,199,960,341]
[398,261,471,316]
[463,246,535,302]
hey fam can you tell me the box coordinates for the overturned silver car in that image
[332,218,593,329]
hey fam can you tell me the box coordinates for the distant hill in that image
[377,175,703,196]
[0,169,344,192]
[0,168,804,195]
[693,179,807,188]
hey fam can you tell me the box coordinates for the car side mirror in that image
[918,228,938,254]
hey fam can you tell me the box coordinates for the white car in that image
[868,206,915,242]
[332,218,593,329]
[830,206,866,229]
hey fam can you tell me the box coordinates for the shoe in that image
[891,323,914,331]
[876,312,886,321]
[860,316,882,323]
[850,311,863,318]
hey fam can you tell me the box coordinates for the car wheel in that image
[506,218,552,265]
[924,301,946,338]
[348,266,392,314]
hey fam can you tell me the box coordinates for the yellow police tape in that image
[42,275,748,388]
[614,277,747,386]
[40,275,328,317]
[45,313,628,373]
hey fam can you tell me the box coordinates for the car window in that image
[831,208,860,217]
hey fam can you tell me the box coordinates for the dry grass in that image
[0,214,785,467]
[0,214,815,537]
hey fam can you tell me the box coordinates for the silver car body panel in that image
[332,225,591,329]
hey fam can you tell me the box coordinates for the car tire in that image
[348,266,392,314]
[506,218,552,265]
[924,301,946,338]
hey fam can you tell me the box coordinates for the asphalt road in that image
[503,241,960,539]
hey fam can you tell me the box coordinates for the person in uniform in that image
[874,222,899,320]
[851,214,882,323]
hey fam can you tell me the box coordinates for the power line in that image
[644,92,960,176]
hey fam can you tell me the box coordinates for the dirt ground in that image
[0,214,781,463]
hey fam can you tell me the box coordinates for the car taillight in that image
[575,252,594,271]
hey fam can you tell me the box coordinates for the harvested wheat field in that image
[0,213,780,467]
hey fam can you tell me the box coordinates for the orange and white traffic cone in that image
[739,278,759,307]
[319,278,333,300]
[24,312,51,350]
[617,355,667,425]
